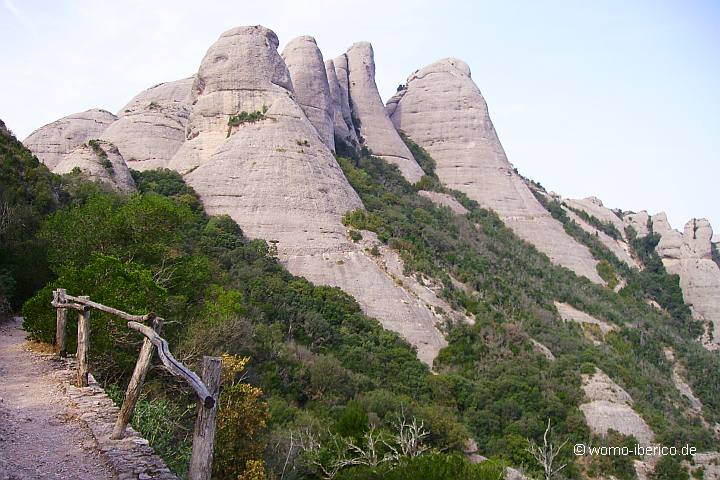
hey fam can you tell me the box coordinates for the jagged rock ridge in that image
[650,214,720,348]
[387,58,602,283]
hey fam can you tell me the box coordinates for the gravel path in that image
[0,317,116,480]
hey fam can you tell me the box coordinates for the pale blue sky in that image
[2,0,718,232]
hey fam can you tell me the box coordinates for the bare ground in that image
[0,317,116,480]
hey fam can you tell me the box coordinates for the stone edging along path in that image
[0,317,177,480]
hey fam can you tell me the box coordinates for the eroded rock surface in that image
[555,302,617,344]
[418,190,469,215]
[387,58,602,283]
[24,109,117,169]
[345,42,425,183]
[166,25,451,365]
[565,197,626,238]
[579,369,654,444]
[652,215,720,348]
[624,210,650,237]
[53,140,137,193]
[325,58,358,148]
[562,205,639,269]
[101,77,194,171]
[282,36,335,151]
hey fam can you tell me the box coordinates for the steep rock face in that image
[23,109,118,169]
[282,36,335,151]
[418,190,469,215]
[579,369,654,444]
[562,205,639,269]
[53,140,136,193]
[168,25,451,365]
[325,59,358,147]
[624,210,650,237]
[102,78,194,171]
[332,54,359,144]
[652,215,720,347]
[387,58,602,283]
[565,197,626,239]
[168,25,294,173]
[345,42,425,183]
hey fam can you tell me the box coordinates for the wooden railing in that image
[51,288,219,480]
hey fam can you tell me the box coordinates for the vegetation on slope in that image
[4,124,719,479]
[339,137,720,477]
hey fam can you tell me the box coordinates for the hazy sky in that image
[2,0,718,232]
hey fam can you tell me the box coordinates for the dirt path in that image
[0,317,116,480]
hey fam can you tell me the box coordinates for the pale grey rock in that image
[24,109,117,169]
[555,302,616,344]
[346,42,425,183]
[388,58,602,283]
[565,196,626,239]
[168,25,451,365]
[652,212,683,260]
[282,36,335,151]
[418,190,469,215]
[530,338,555,361]
[102,78,193,171]
[653,216,720,347]
[53,140,136,193]
[168,25,294,173]
[332,54,358,141]
[325,59,358,148]
[580,369,654,444]
[563,206,639,269]
[624,210,650,237]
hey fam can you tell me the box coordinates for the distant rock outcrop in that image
[387,58,602,283]
[345,42,425,183]
[624,210,650,237]
[418,191,469,215]
[101,78,193,171]
[282,36,335,151]
[580,369,654,444]
[651,214,720,348]
[53,140,136,193]
[565,197,626,238]
[24,109,118,169]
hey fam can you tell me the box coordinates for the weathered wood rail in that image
[51,288,219,480]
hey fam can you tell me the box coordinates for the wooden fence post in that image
[76,296,91,387]
[188,356,221,480]
[54,289,68,357]
[111,316,163,440]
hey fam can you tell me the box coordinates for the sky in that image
[1,0,718,232]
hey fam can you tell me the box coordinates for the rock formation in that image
[651,215,720,347]
[24,109,118,169]
[53,140,136,193]
[325,59,358,148]
[345,43,425,183]
[565,197,626,238]
[166,25,453,365]
[332,54,359,146]
[624,210,650,237]
[418,191,469,215]
[387,58,602,283]
[101,78,194,171]
[580,369,654,444]
[282,36,335,151]
[561,204,639,269]
[555,302,617,344]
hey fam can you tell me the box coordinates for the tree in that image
[526,419,568,480]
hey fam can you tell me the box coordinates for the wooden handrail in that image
[128,321,215,409]
[51,289,220,480]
